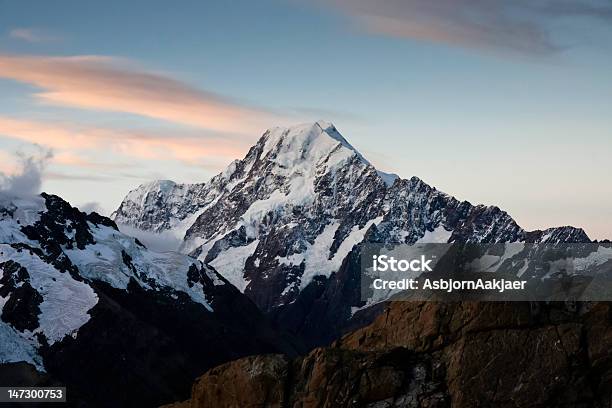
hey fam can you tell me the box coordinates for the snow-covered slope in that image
[0,193,289,379]
[114,121,591,313]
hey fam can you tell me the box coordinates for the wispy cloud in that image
[0,54,283,134]
[45,171,117,182]
[0,116,252,166]
[8,28,59,43]
[324,0,612,54]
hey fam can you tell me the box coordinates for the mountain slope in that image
[0,193,295,407]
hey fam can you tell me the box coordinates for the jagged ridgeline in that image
[113,121,591,345]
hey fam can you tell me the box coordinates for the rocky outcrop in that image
[162,350,448,408]
[340,301,612,407]
[167,301,612,407]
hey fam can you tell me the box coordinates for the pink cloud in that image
[0,54,282,134]
[324,0,612,54]
[0,116,252,166]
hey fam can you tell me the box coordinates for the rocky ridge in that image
[164,300,612,408]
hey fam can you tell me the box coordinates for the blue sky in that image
[0,0,611,239]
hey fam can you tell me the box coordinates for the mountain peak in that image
[258,121,368,170]
[123,179,176,206]
[264,121,400,187]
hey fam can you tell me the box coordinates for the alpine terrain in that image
[113,121,593,346]
[0,193,294,407]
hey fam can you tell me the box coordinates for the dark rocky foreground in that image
[162,301,612,408]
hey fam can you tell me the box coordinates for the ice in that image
[209,240,259,292]
[0,244,98,344]
[416,225,453,243]
[0,322,44,371]
[296,216,383,290]
[66,224,216,310]
[573,245,612,272]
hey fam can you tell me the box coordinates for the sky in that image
[0,0,611,239]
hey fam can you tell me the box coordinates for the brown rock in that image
[444,325,587,407]
[189,354,288,408]
[339,302,537,353]
[165,302,612,408]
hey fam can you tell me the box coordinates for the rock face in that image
[163,350,448,408]
[340,302,612,407]
[113,122,592,348]
[0,193,295,407]
[166,301,612,408]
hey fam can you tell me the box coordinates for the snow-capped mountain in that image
[0,193,293,407]
[114,122,591,308]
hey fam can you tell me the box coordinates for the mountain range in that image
[113,121,591,345]
[0,121,601,407]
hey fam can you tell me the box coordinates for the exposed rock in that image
[188,354,288,408]
[1,281,42,332]
[0,260,42,332]
[170,348,447,408]
[170,301,612,408]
